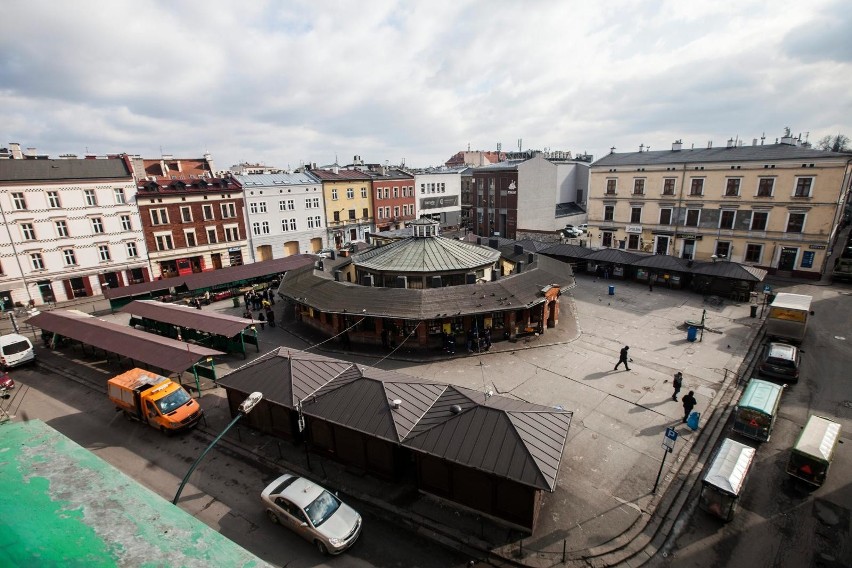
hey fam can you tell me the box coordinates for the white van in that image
[0,334,35,369]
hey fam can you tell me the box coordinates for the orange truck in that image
[107,368,203,434]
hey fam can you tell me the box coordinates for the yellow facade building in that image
[310,168,375,249]
[587,136,852,278]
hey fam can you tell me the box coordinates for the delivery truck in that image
[108,368,203,434]
[765,293,813,344]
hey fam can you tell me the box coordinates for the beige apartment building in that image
[588,136,852,279]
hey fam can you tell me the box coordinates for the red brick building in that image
[366,168,415,231]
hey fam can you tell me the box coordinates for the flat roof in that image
[770,292,812,311]
[0,420,269,567]
[702,438,756,495]
[120,300,254,337]
[25,309,223,374]
[793,415,841,462]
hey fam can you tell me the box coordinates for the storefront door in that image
[778,247,798,271]
[655,236,670,255]
[682,239,695,260]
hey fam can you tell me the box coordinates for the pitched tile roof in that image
[0,158,132,182]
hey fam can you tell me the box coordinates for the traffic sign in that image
[662,427,678,453]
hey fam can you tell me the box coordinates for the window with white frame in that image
[12,192,27,210]
[120,215,132,231]
[224,225,240,241]
[744,243,762,263]
[627,234,640,250]
[786,212,806,233]
[383,188,389,199]
[378,208,385,220]
[98,244,111,261]
[794,177,813,197]
[55,220,69,237]
[714,241,732,259]
[394,206,400,218]
[91,217,104,234]
[126,242,138,257]
[288,218,297,231]
[185,229,197,247]
[633,179,645,195]
[685,209,701,226]
[346,187,354,199]
[281,219,294,232]
[307,216,316,228]
[63,248,77,265]
[375,189,382,201]
[757,178,774,197]
[311,215,321,228]
[202,204,214,220]
[252,222,261,236]
[30,252,45,270]
[689,179,704,196]
[258,201,267,213]
[725,178,741,196]
[662,178,675,195]
[84,189,97,206]
[47,191,61,208]
[750,211,768,230]
[630,207,642,223]
[719,210,736,230]
[604,205,614,221]
[393,187,399,198]
[361,187,368,198]
[331,188,338,200]
[605,179,617,194]
[206,228,218,243]
[250,202,259,214]
[21,223,36,240]
[659,208,673,225]
[261,221,269,234]
[440,183,446,192]
[421,183,426,193]
[155,233,174,250]
[180,206,193,222]
[306,197,320,209]
[114,188,126,204]
[150,208,169,225]
[220,202,236,218]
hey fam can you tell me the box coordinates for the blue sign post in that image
[654,427,679,493]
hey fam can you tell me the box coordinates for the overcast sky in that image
[2,0,851,170]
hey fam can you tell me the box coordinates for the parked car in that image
[316,248,337,259]
[261,474,362,555]
[579,223,589,234]
[0,333,35,369]
[757,342,801,382]
[562,226,582,238]
[0,370,14,390]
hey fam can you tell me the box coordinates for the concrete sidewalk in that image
[24,274,769,567]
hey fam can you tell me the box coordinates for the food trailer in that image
[732,378,784,442]
[786,415,841,488]
[699,438,757,521]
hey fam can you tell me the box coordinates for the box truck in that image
[766,293,813,344]
[108,368,203,434]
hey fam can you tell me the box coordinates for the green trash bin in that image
[232,296,240,308]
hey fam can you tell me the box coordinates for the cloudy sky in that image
[2,0,851,170]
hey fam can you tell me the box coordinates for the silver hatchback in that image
[261,474,362,555]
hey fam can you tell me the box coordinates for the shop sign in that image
[809,244,826,250]
[626,225,643,234]
[228,246,241,252]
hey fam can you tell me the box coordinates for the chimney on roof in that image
[9,143,23,159]
[727,138,735,148]
[639,144,644,152]
[26,147,37,156]
[752,138,758,146]
[707,141,713,149]
[672,140,683,151]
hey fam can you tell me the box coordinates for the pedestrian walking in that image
[614,345,630,371]
[672,371,683,401]
[649,274,654,292]
[265,307,275,328]
[682,390,697,423]
[257,311,266,330]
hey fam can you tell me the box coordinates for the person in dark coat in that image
[672,372,683,401]
[614,345,630,371]
[381,328,389,350]
[265,307,275,328]
[257,311,266,330]
[682,391,697,423]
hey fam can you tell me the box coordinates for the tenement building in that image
[587,134,852,278]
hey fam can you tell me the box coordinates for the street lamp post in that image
[172,391,263,505]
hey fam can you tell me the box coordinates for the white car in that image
[261,474,362,555]
[579,224,589,234]
[562,226,582,238]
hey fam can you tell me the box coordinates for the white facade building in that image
[516,154,590,232]
[235,173,328,260]
[0,156,149,308]
[413,168,463,228]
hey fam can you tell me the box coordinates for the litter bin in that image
[750,305,758,318]
[608,285,615,296]
[687,326,698,342]
[232,296,241,308]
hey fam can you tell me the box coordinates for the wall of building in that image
[414,171,462,228]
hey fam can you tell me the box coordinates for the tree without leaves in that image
[817,134,850,152]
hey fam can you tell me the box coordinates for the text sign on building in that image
[801,251,815,269]
[626,225,643,234]
[420,195,459,209]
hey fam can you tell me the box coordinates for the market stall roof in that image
[120,300,254,337]
[217,349,572,492]
[584,248,646,264]
[691,260,767,281]
[633,254,692,272]
[103,255,315,301]
[25,310,223,374]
